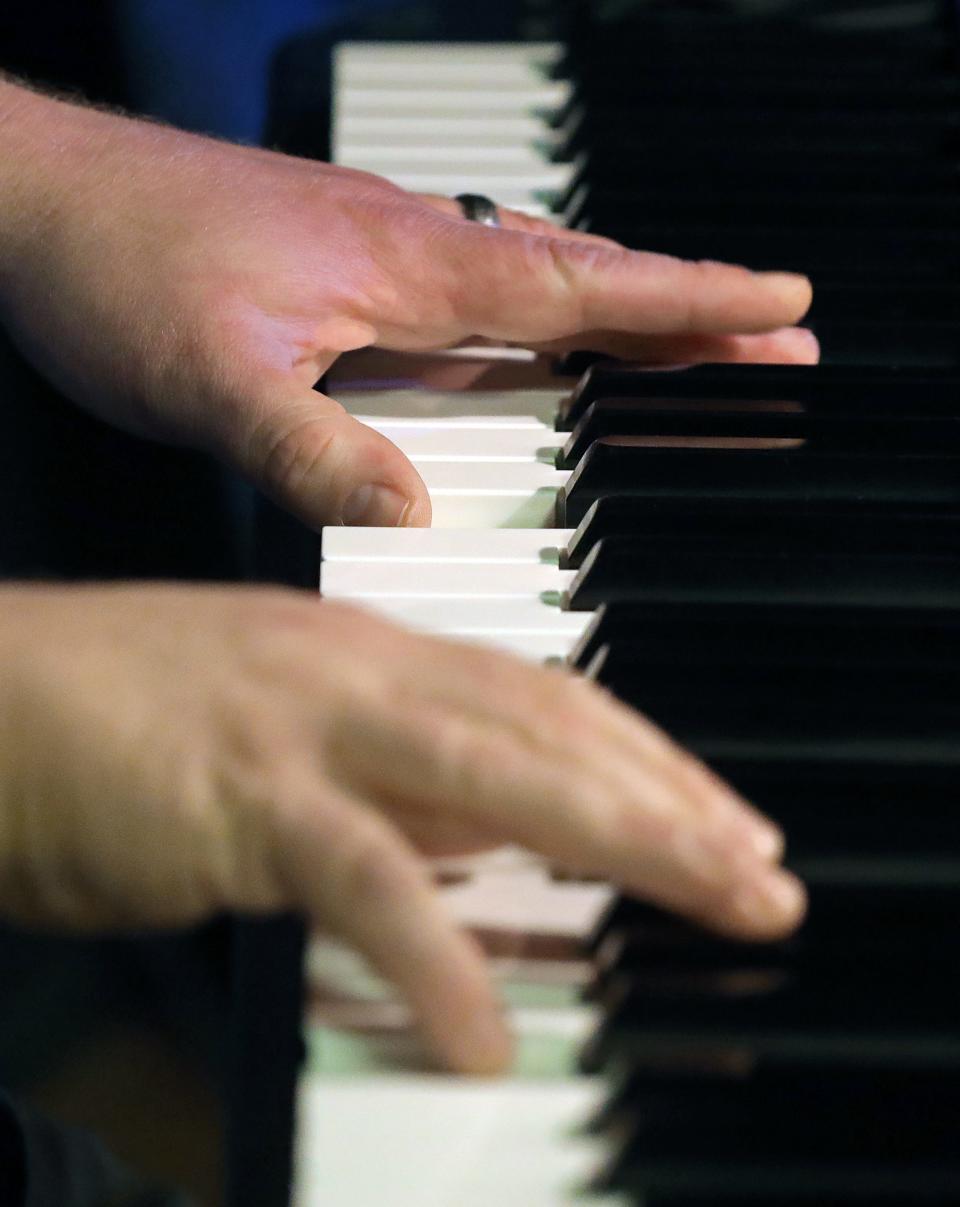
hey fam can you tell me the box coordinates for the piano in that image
[254,4,960,1204]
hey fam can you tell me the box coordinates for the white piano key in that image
[344,596,589,639]
[295,1077,615,1207]
[336,42,560,66]
[429,488,560,529]
[367,424,564,462]
[321,561,574,599]
[348,395,560,424]
[337,76,568,102]
[414,460,568,492]
[339,60,554,87]
[467,632,579,661]
[321,527,572,563]
[343,145,561,170]
[336,88,567,116]
[344,388,561,424]
[337,114,557,149]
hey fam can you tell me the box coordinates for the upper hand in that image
[0,84,816,531]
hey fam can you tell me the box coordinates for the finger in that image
[223,389,431,531]
[337,640,805,942]
[529,326,821,366]
[422,225,812,346]
[282,793,511,1074]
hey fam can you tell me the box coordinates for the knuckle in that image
[431,711,502,790]
[255,411,345,500]
[337,818,415,911]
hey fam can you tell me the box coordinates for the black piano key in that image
[564,498,960,569]
[810,320,960,368]
[564,545,960,614]
[598,1072,960,1165]
[568,609,960,675]
[557,364,960,430]
[567,597,960,664]
[582,884,960,1076]
[556,145,960,201]
[565,523,960,610]
[591,654,960,758]
[559,400,960,470]
[557,444,960,527]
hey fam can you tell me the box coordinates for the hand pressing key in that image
[0,78,815,533]
[0,586,806,1075]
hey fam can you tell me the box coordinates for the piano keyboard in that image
[292,6,960,1204]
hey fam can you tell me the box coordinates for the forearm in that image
[0,77,163,316]
[0,78,80,288]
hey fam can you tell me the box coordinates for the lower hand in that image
[0,585,805,1073]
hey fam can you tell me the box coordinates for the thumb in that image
[227,390,431,530]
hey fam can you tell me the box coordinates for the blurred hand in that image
[0,585,805,1073]
[0,81,815,532]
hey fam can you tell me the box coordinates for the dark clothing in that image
[1,1090,192,1207]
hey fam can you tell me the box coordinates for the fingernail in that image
[745,821,785,864]
[759,271,813,311]
[341,483,411,527]
[734,868,807,930]
[793,327,820,362]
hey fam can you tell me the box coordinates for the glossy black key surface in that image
[561,2,960,1199]
[563,498,960,568]
[583,883,960,1072]
[565,524,960,609]
[567,597,960,663]
[557,364,960,430]
[557,444,960,526]
[559,400,960,469]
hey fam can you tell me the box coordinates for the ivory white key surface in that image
[344,388,560,425]
[413,460,568,528]
[338,57,555,86]
[337,114,557,149]
[321,560,574,599]
[321,527,572,563]
[343,143,559,167]
[413,460,567,493]
[336,41,560,62]
[336,86,568,117]
[365,424,564,462]
[344,596,589,639]
[294,1078,613,1207]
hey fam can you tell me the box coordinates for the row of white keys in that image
[333,41,574,216]
[321,525,589,661]
[344,386,572,528]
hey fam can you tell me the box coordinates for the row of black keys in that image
[559,8,960,1202]
[559,357,960,1200]
[549,363,960,872]
[576,884,960,1202]
[549,8,960,364]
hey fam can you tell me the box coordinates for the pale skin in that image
[0,78,813,1073]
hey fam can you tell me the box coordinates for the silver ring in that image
[454,193,501,228]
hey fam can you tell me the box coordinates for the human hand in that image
[0,82,815,531]
[0,585,805,1073]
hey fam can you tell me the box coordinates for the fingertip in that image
[757,271,814,323]
[793,327,820,363]
[445,1008,514,1077]
[726,866,808,940]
